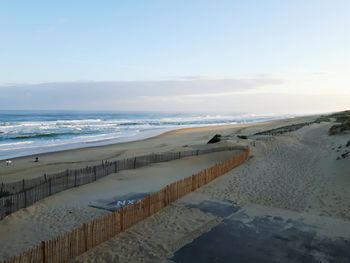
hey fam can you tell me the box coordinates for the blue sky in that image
[0,1,349,113]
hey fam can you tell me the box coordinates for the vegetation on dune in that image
[329,122,350,135]
[254,111,350,137]
[341,152,349,158]
[325,111,350,135]
[207,134,222,144]
[254,122,312,136]
[314,116,331,123]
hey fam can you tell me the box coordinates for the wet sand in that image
[0,116,313,183]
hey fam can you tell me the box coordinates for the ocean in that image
[0,110,286,160]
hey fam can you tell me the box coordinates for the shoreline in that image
[0,126,176,161]
[0,117,293,162]
[0,122,264,162]
[2,123,248,163]
[0,115,316,183]
[0,111,295,161]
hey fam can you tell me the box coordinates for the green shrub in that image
[207,134,222,144]
[321,110,350,135]
[329,122,350,135]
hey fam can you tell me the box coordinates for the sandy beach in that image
[3,2,350,262]
[0,114,349,262]
[0,116,310,183]
[0,123,248,183]
[70,114,349,262]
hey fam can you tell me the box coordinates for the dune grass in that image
[323,111,350,135]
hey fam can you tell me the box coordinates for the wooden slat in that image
[0,148,250,263]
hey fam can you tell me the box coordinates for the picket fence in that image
[0,146,245,220]
[0,147,249,263]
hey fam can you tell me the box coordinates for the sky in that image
[0,0,349,114]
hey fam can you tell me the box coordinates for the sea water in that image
[0,110,287,160]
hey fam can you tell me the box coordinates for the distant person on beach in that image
[35,157,39,162]
[5,160,12,166]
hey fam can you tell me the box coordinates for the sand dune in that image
[202,122,350,218]
[72,117,350,262]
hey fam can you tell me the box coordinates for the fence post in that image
[94,167,97,181]
[41,241,46,263]
[83,223,88,251]
[24,190,27,207]
[120,208,125,231]
[66,169,69,187]
[148,195,151,217]
[166,185,170,206]
[134,157,137,169]
[22,179,25,192]
[49,178,52,196]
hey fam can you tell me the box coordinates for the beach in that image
[0,114,349,262]
[72,114,350,263]
[3,1,350,262]
[0,120,256,183]
[0,114,301,183]
[0,111,282,161]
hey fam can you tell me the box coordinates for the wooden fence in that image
[0,146,245,220]
[0,147,249,263]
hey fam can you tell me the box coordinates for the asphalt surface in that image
[170,203,350,263]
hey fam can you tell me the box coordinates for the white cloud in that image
[0,77,283,110]
[0,75,348,114]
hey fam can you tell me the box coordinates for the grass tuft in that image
[207,134,222,144]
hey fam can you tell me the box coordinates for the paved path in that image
[170,203,350,263]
